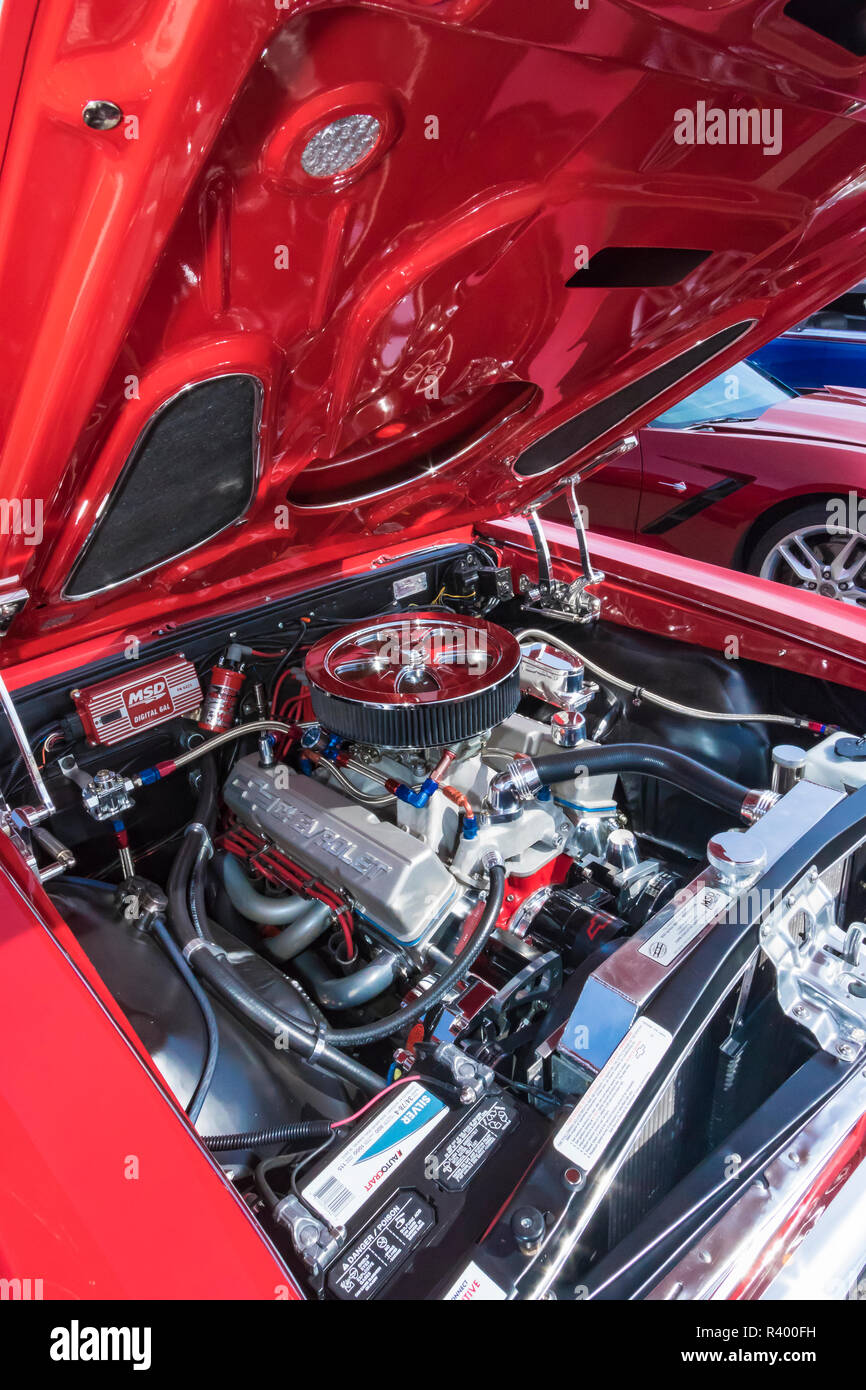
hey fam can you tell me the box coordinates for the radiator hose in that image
[512,743,755,822]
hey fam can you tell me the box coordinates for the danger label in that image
[327,1192,434,1301]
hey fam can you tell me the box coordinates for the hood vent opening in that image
[286,381,537,509]
[513,321,753,478]
[784,0,866,57]
[64,374,260,600]
[566,247,710,289]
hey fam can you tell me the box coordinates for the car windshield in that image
[650,360,795,429]
[789,281,866,336]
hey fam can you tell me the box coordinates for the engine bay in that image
[4,541,866,1300]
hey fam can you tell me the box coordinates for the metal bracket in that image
[59,755,134,821]
[0,789,75,881]
[30,825,75,882]
[518,438,637,624]
[760,864,866,1059]
[520,507,602,625]
[0,792,37,872]
[0,670,54,824]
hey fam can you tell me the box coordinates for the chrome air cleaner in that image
[304,612,521,749]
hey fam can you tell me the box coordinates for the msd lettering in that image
[127,681,167,706]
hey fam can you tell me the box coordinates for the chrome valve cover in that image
[223,756,458,947]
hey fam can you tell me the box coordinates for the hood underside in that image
[3,0,866,662]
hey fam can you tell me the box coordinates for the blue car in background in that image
[750,281,866,391]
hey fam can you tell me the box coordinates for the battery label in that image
[302,1083,448,1225]
[443,1261,507,1301]
[327,1192,434,1301]
[429,1096,517,1191]
[638,885,729,967]
[554,1017,672,1172]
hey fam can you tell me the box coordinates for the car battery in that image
[292,1078,548,1300]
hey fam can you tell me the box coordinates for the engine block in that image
[223,756,459,947]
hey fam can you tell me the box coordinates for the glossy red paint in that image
[4,2,866,660]
[483,518,866,691]
[0,834,297,1299]
[5,0,866,1305]
[743,387,866,447]
[494,855,573,936]
[547,386,866,572]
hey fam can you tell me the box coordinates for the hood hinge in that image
[0,585,28,638]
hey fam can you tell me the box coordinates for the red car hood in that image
[3,0,866,663]
[700,387,866,447]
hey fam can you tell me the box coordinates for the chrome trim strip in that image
[509,319,757,479]
[779,327,866,344]
[287,389,536,512]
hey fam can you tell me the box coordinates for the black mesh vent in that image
[566,247,710,289]
[513,321,751,476]
[784,1,866,56]
[66,375,259,598]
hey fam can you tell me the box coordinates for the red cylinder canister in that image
[199,663,245,732]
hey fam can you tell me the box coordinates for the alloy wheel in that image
[758,523,866,607]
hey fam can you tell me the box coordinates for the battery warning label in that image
[430,1096,517,1191]
[327,1192,434,1300]
[303,1083,448,1226]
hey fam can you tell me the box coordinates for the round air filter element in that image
[304,612,521,749]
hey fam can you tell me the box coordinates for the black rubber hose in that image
[255,1148,338,1209]
[320,864,506,1048]
[60,872,222,1125]
[151,916,220,1125]
[203,1121,332,1153]
[530,743,750,820]
[166,783,384,1094]
[178,938,384,1093]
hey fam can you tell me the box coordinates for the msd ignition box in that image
[72,656,202,746]
[290,1079,547,1301]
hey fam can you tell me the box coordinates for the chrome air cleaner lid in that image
[304,611,521,749]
